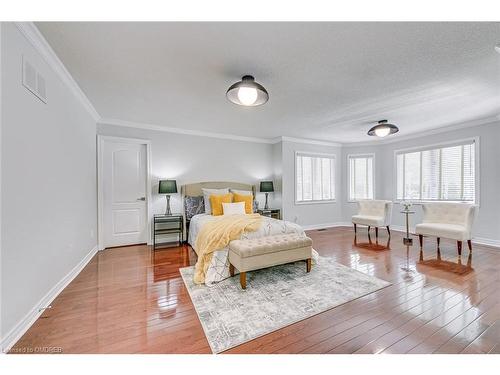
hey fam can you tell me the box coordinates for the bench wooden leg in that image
[354,223,357,234]
[229,263,235,277]
[240,272,246,289]
[375,227,379,239]
[386,226,391,237]
[467,239,472,254]
[306,258,312,273]
[419,234,423,249]
[457,241,462,256]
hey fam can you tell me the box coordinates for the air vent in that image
[22,56,47,103]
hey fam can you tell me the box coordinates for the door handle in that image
[137,197,146,201]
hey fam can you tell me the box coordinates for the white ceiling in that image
[36,22,500,143]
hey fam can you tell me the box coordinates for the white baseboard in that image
[1,245,98,353]
[303,221,351,231]
[469,237,500,248]
[389,225,500,249]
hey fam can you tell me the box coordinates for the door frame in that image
[97,135,152,251]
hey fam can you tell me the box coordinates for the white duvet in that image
[188,214,318,285]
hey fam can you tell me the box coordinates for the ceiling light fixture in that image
[367,120,399,138]
[226,75,269,106]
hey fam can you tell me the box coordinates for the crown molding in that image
[99,118,346,147]
[342,116,499,147]
[14,22,100,122]
[279,136,342,147]
[99,118,276,144]
[98,115,498,148]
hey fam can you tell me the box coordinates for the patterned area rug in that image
[180,257,391,353]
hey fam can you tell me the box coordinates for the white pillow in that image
[202,188,229,214]
[222,202,246,215]
[230,189,253,196]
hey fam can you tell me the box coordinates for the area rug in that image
[180,257,390,353]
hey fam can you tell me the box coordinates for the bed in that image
[182,181,317,285]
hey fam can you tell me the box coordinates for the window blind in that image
[396,140,476,202]
[296,153,335,202]
[348,155,374,201]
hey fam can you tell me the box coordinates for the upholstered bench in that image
[228,234,313,289]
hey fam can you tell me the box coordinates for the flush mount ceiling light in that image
[226,75,269,106]
[367,120,399,138]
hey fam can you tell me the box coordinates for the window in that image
[348,154,374,201]
[296,152,335,203]
[396,139,477,202]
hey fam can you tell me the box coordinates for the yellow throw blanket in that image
[193,213,263,284]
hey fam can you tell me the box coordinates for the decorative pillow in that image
[184,196,205,221]
[202,188,229,214]
[209,193,233,216]
[233,192,253,214]
[222,202,246,215]
[230,189,253,196]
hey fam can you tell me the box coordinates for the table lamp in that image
[260,181,274,210]
[158,179,177,215]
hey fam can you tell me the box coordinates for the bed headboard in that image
[182,181,256,197]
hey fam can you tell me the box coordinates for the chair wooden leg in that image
[375,227,379,239]
[367,226,371,234]
[419,234,423,249]
[436,237,441,260]
[457,241,462,256]
[354,223,357,234]
[306,258,312,273]
[229,263,235,277]
[240,272,246,289]
[467,239,472,254]
[386,226,391,237]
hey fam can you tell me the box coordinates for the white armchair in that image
[415,202,476,256]
[352,200,393,238]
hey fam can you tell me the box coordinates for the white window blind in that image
[349,155,374,201]
[396,140,476,202]
[296,152,335,202]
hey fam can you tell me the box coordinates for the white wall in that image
[0,23,98,344]
[342,121,500,244]
[271,141,283,210]
[96,126,347,229]
[97,123,276,214]
[280,140,343,227]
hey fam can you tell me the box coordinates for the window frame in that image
[294,151,337,205]
[393,137,480,205]
[347,153,376,203]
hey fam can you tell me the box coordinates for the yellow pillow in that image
[209,193,233,216]
[233,193,253,214]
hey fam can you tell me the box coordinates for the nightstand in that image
[257,208,281,220]
[152,214,183,250]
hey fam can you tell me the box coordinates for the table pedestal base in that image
[403,237,413,245]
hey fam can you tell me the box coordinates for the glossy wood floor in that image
[10,228,500,354]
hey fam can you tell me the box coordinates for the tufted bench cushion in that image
[229,234,312,258]
[228,234,313,289]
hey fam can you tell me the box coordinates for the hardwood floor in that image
[10,227,500,354]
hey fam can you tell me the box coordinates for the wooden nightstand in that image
[152,214,183,250]
[257,208,281,220]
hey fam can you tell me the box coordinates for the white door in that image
[102,140,148,248]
